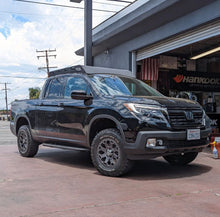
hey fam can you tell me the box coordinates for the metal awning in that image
[136,20,220,61]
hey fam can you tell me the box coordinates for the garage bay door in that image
[136,20,220,61]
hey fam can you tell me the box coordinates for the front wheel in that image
[91,128,133,177]
[163,152,198,166]
[17,125,39,157]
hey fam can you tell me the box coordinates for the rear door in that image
[35,76,66,140]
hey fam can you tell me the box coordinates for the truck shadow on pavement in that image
[125,159,212,180]
[36,148,94,170]
[36,148,212,180]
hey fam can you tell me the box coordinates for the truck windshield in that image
[89,74,163,97]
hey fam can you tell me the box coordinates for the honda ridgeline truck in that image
[10,65,211,176]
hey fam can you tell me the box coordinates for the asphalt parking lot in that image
[0,121,220,217]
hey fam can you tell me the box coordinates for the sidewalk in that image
[0,121,16,145]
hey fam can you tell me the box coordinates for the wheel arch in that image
[16,115,31,135]
[88,115,126,146]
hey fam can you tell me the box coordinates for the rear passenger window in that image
[47,78,64,99]
[64,77,90,98]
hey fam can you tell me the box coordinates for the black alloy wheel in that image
[91,128,133,177]
[17,125,39,157]
[97,136,120,169]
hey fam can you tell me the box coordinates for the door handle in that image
[39,102,44,106]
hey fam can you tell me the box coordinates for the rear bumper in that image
[124,128,211,160]
[10,121,16,136]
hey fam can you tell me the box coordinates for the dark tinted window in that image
[47,77,65,99]
[64,77,90,98]
[120,76,163,97]
[89,74,162,97]
[90,75,131,96]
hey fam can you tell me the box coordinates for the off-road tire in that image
[17,125,39,157]
[91,128,133,177]
[163,152,198,166]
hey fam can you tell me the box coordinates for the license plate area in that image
[187,129,200,140]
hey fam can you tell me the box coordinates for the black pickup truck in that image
[10,65,211,176]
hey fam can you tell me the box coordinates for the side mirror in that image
[71,90,93,100]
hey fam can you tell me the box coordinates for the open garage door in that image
[136,20,220,61]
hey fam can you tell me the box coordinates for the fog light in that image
[157,139,163,146]
[146,138,156,147]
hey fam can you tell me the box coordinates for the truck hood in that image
[113,95,201,109]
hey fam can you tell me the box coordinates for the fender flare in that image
[87,114,127,145]
[15,115,31,135]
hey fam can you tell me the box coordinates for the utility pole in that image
[0,82,11,120]
[36,49,57,77]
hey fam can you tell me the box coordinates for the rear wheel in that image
[91,128,133,177]
[163,152,198,166]
[17,125,39,157]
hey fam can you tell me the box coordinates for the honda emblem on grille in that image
[184,111,194,121]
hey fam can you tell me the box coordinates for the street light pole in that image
[84,0,92,66]
[70,0,93,66]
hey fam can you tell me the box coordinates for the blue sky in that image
[0,26,10,38]
[0,0,131,110]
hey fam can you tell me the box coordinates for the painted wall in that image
[93,0,220,70]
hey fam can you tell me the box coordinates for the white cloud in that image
[0,0,132,109]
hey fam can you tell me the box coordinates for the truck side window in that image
[46,78,64,99]
[64,77,90,99]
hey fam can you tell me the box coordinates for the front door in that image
[56,76,93,147]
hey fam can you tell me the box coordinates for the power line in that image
[14,0,117,13]
[106,0,134,3]
[0,75,46,79]
[93,1,127,7]
[0,10,112,19]
[0,10,80,17]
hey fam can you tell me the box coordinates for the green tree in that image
[29,87,41,99]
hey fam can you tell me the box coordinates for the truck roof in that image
[49,65,134,78]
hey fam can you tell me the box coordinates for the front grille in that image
[168,108,203,130]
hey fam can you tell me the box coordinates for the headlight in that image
[124,103,168,123]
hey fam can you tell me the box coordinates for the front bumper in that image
[124,128,211,160]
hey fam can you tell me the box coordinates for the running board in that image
[43,144,89,152]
